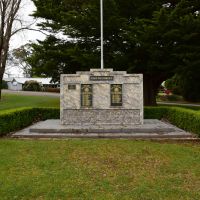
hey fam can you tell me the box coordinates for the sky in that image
[6,0,46,77]
[10,0,45,50]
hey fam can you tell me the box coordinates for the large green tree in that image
[127,1,200,104]
[29,0,200,105]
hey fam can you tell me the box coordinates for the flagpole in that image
[100,0,104,69]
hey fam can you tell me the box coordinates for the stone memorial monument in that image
[60,68,143,126]
[12,0,193,139]
[60,1,143,127]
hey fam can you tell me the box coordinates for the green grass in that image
[0,94,200,199]
[0,139,200,200]
[1,94,199,113]
[0,94,59,112]
[158,104,200,111]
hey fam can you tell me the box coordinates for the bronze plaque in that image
[111,84,122,106]
[81,84,92,107]
[90,76,114,81]
[68,84,76,90]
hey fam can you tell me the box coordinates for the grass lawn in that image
[0,94,199,112]
[0,94,59,112]
[158,104,200,111]
[0,139,200,200]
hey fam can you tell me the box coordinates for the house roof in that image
[3,77,13,82]
[13,78,55,85]
[3,77,57,85]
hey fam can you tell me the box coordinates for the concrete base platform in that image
[12,120,195,139]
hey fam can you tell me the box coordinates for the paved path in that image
[2,89,60,97]
[157,102,200,107]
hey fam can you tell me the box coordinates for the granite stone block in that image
[60,69,143,125]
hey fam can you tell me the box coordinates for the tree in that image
[124,0,200,105]
[23,80,42,91]
[29,0,200,105]
[166,69,200,102]
[8,44,33,77]
[179,69,200,102]
[0,0,23,98]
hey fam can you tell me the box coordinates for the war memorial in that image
[13,67,191,139]
[13,0,192,139]
[60,68,143,126]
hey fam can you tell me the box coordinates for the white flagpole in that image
[100,0,104,69]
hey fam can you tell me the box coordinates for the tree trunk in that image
[143,73,164,106]
[0,71,3,100]
[0,0,23,99]
[0,42,9,100]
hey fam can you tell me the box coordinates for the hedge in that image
[0,106,199,137]
[0,107,59,136]
[145,107,200,136]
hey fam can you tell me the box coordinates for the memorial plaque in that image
[68,84,76,90]
[90,76,114,81]
[111,84,122,106]
[81,84,93,107]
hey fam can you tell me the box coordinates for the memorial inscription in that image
[81,84,93,107]
[111,84,122,106]
[90,76,114,81]
[68,84,76,90]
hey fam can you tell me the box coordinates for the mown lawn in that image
[0,94,59,112]
[0,94,199,112]
[158,104,200,111]
[0,139,200,200]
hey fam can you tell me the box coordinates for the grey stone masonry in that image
[60,69,143,125]
[12,120,195,139]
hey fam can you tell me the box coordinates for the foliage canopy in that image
[29,0,200,105]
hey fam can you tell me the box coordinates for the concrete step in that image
[12,119,196,140]
[29,119,181,134]
[12,132,195,139]
[29,127,176,134]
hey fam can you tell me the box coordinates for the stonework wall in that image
[60,69,143,125]
[62,109,140,125]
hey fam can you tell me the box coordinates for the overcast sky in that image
[5,0,46,77]
[10,0,45,49]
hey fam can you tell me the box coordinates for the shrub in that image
[166,94,183,102]
[157,94,183,102]
[0,107,200,137]
[145,106,200,136]
[165,107,200,135]
[44,87,60,93]
[165,75,182,95]
[23,80,42,91]
[0,107,59,136]
[144,107,167,119]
